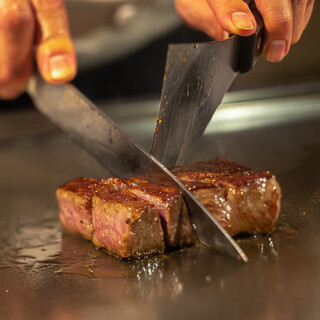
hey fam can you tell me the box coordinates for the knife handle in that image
[231,1,264,73]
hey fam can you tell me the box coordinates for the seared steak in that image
[100,178,197,248]
[56,177,99,240]
[57,176,196,258]
[92,190,164,259]
[172,158,281,236]
[56,157,281,259]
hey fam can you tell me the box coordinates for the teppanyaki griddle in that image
[0,83,320,320]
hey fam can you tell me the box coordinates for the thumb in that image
[30,0,77,84]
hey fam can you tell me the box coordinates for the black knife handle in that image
[231,1,264,73]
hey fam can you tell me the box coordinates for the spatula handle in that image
[231,1,264,73]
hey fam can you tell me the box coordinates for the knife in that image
[27,74,248,262]
[151,1,264,167]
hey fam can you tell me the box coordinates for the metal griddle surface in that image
[1,84,320,320]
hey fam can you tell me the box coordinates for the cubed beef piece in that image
[173,158,281,236]
[92,191,165,259]
[56,177,99,240]
[100,178,197,248]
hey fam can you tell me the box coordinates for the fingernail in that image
[265,40,287,62]
[232,12,254,30]
[49,54,76,81]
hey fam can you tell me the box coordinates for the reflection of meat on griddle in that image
[56,158,281,259]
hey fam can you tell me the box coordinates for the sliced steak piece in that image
[92,190,165,259]
[172,158,281,237]
[100,178,197,248]
[56,177,99,240]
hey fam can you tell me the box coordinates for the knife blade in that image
[151,3,263,167]
[27,73,248,262]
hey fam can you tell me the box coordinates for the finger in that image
[29,0,77,84]
[255,0,293,62]
[0,0,34,99]
[291,0,308,44]
[303,0,314,30]
[175,0,228,40]
[206,0,256,36]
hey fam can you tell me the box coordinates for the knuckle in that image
[293,0,305,7]
[33,0,67,26]
[306,0,315,8]
[293,0,314,7]
[0,3,32,32]
[33,0,64,13]
[268,13,292,34]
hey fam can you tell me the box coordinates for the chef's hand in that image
[175,0,314,63]
[0,0,77,99]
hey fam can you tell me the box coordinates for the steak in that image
[92,190,164,259]
[100,178,197,248]
[172,158,281,236]
[56,177,138,241]
[57,177,196,258]
[56,157,281,259]
[56,177,99,240]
